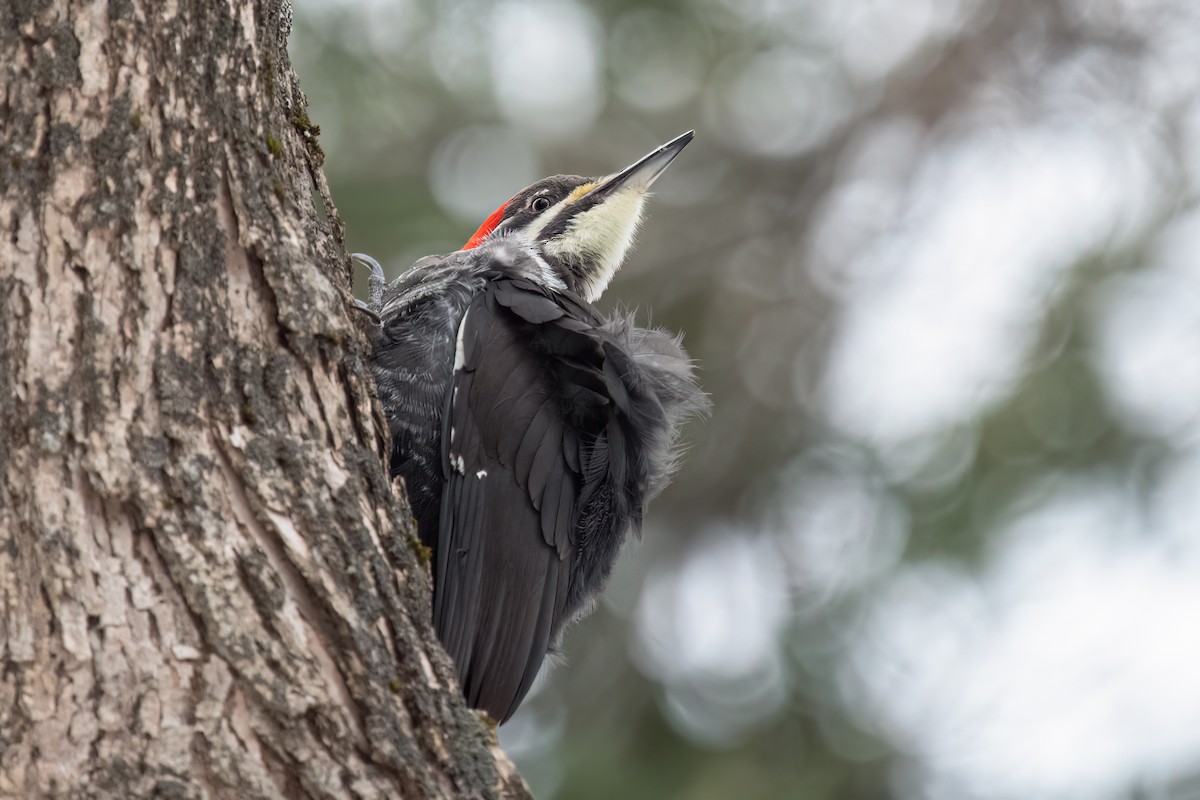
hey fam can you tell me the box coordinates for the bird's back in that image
[370,254,484,538]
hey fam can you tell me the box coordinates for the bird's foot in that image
[352,252,387,313]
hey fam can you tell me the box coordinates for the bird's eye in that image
[531,196,551,212]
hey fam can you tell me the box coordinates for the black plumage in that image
[359,133,705,722]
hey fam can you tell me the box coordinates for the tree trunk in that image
[0,1,529,797]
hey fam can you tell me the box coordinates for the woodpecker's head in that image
[462,131,693,302]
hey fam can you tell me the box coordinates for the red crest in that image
[463,201,510,250]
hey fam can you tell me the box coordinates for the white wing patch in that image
[453,307,471,371]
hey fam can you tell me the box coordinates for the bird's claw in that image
[352,298,381,325]
[352,252,387,313]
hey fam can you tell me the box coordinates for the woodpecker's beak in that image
[582,130,694,201]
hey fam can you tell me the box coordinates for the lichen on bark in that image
[0,1,529,797]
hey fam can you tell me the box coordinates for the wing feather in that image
[433,273,688,722]
[527,425,561,508]
[514,400,555,484]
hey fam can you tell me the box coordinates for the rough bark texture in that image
[0,1,529,797]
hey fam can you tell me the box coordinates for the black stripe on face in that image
[535,185,605,242]
[500,175,591,240]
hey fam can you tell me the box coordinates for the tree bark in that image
[0,1,529,797]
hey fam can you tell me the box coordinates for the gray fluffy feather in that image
[601,313,711,503]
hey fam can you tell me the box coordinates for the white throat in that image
[546,190,646,302]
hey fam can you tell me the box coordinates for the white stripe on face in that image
[521,195,575,243]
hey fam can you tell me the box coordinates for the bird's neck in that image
[538,248,594,300]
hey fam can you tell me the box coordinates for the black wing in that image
[435,276,667,722]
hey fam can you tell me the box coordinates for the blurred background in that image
[293,1,1200,797]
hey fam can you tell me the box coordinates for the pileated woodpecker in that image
[355,131,706,722]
